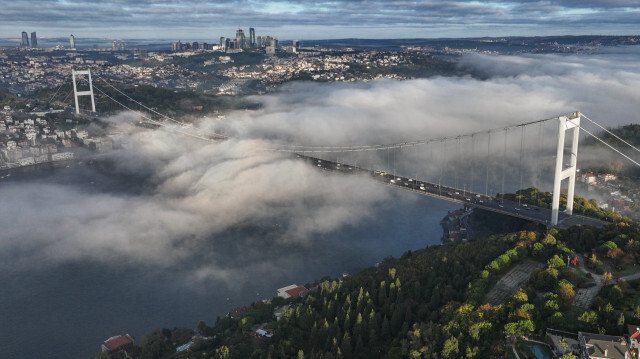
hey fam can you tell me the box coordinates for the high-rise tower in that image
[21,32,29,47]
[30,32,37,48]
[69,34,76,49]
[235,29,245,49]
[249,28,255,47]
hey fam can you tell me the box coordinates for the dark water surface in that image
[0,163,457,359]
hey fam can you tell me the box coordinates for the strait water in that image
[0,162,457,359]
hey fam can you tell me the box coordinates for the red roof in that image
[285,286,309,298]
[627,324,640,338]
[104,334,134,351]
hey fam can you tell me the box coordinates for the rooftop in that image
[580,332,630,359]
[103,334,134,352]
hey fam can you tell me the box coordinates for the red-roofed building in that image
[277,284,309,299]
[626,324,640,356]
[101,334,135,353]
[285,286,309,298]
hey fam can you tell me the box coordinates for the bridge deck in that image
[299,154,608,229]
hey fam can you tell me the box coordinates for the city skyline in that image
[1,0,639,40]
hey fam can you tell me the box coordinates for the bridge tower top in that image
[72,69,96,114]
[551,112,581,226]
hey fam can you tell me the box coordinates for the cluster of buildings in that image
[1,42,417,98]
[0,105,114,171]
[219,27,280,52]
[0,50,207,94]
[440,207,471,241]
[0,106,76,170]
[546,327,640,359]
[171,28,283,53]
[578,170,638,218]
[221,50,412,92]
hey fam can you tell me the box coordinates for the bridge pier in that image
[551,112,581,226]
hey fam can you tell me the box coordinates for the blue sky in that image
[1,0,639,40]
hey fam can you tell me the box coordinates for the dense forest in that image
[96,212,640,359]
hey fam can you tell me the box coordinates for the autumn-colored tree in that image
[601,272,613,285]
[571,257,579,266]
[558,283,576,306]
[607,248,624,259]
[513,288,528,302]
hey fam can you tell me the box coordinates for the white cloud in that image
[2,49,639,284]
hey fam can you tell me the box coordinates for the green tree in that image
[197,320,207,334]
[441,336,459,359]
[214,345,230,359]
[141,328,170,359]
[578,310,598,330]
[547,255,566,269]
[504,320,535,338]
[633,305,640,321]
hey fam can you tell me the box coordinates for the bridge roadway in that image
[299,155,608,229]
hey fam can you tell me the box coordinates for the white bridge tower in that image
[551,112,581,226]
[72,69,96,114]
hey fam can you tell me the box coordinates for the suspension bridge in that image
[54,69,640,228]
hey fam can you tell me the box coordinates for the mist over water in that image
[0,163,456,358]
[1,48,640,358]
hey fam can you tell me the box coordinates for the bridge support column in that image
[551,112,581,226]
[72,69,96,114]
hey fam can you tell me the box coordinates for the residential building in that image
[626,325,640,357]
[101,334,135,354]
[578,331,631,359]
[277,284,309,299]
[599,173,617,182]
[580,173,597,184]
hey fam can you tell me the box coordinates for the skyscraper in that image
[30,32,37,48]
[112,41,117,51]
[220,37,226,50]
[119,40,125,51]
[21,32,29,47]
[69,34,75,49]
[235,29,246,49]
[249,28,255,47]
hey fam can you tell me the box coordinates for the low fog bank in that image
[2,48,639,286]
